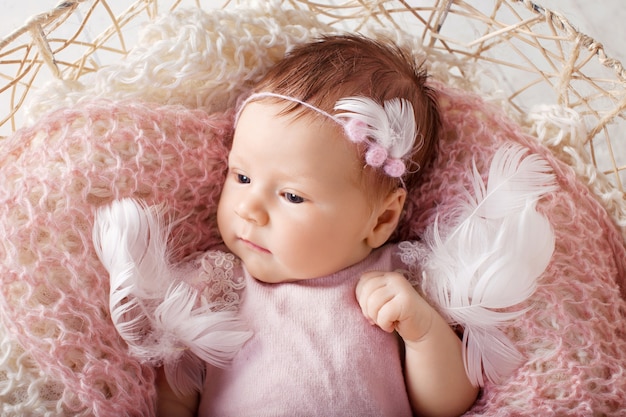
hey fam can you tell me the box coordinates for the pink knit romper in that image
[198,245,413,416]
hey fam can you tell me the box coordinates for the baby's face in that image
[217,101,379,283]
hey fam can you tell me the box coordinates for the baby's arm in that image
[155,367,199,417]
[356,271,479,417]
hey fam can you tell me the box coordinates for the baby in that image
[97,35,479,416]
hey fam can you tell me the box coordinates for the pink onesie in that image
[197,245,414,416]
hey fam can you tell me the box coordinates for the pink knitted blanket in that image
[400,83,626,414]
[0,83,625,415]
[0,101,233,415]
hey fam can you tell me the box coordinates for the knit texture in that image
[23,4,332,124]
[199,245,412,417]
[0,101,234,416]
[393,83,626,414]
[2,88,625,417]
[0,4,625,416]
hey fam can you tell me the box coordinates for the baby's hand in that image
[356,271,434,344]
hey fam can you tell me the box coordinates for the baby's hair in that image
[250,34,441,196]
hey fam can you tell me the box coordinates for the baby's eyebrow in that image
[226,152,250,166]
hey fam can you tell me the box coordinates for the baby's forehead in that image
[236,98,334,127]
[234,111,367,179]
[233,100,344,146]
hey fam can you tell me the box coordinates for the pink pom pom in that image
[343,119,368,143]
[365,145,387,167]
[383,159,406,177]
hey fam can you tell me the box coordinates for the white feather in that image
[93,198,251,395]
[93,199,172,300]
[154,282,252,367]
[93,199,170,346]
[334,96,416,158]
[153,282,252,396]
[421,144,557,386]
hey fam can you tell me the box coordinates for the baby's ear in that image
[366,188,407,249]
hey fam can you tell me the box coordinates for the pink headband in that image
[236,92,421,178]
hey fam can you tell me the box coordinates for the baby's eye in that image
[283,192,305,204]
[237,173,251,184]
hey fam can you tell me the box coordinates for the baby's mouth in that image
[240,237,271,254]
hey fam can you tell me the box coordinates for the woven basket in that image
[2,0,625,201]
[1,0,625,243]
[1,1,626,415]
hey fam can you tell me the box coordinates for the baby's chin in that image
[246,266,309,284]
[241,259,320,284]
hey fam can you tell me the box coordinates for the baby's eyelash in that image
[236,173,250,184]
[283,192,305,204]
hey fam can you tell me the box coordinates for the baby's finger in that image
[355,271,384,307]
[356,271,383,294]
[356,274,395,327]
[374,297,403,333]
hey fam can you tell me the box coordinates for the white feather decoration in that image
[334,96,417,158]
[93,198,251,395]
[421,144,557,387]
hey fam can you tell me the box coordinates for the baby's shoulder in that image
[185,247,245,310]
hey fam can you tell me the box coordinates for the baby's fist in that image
[356,271,433,343]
